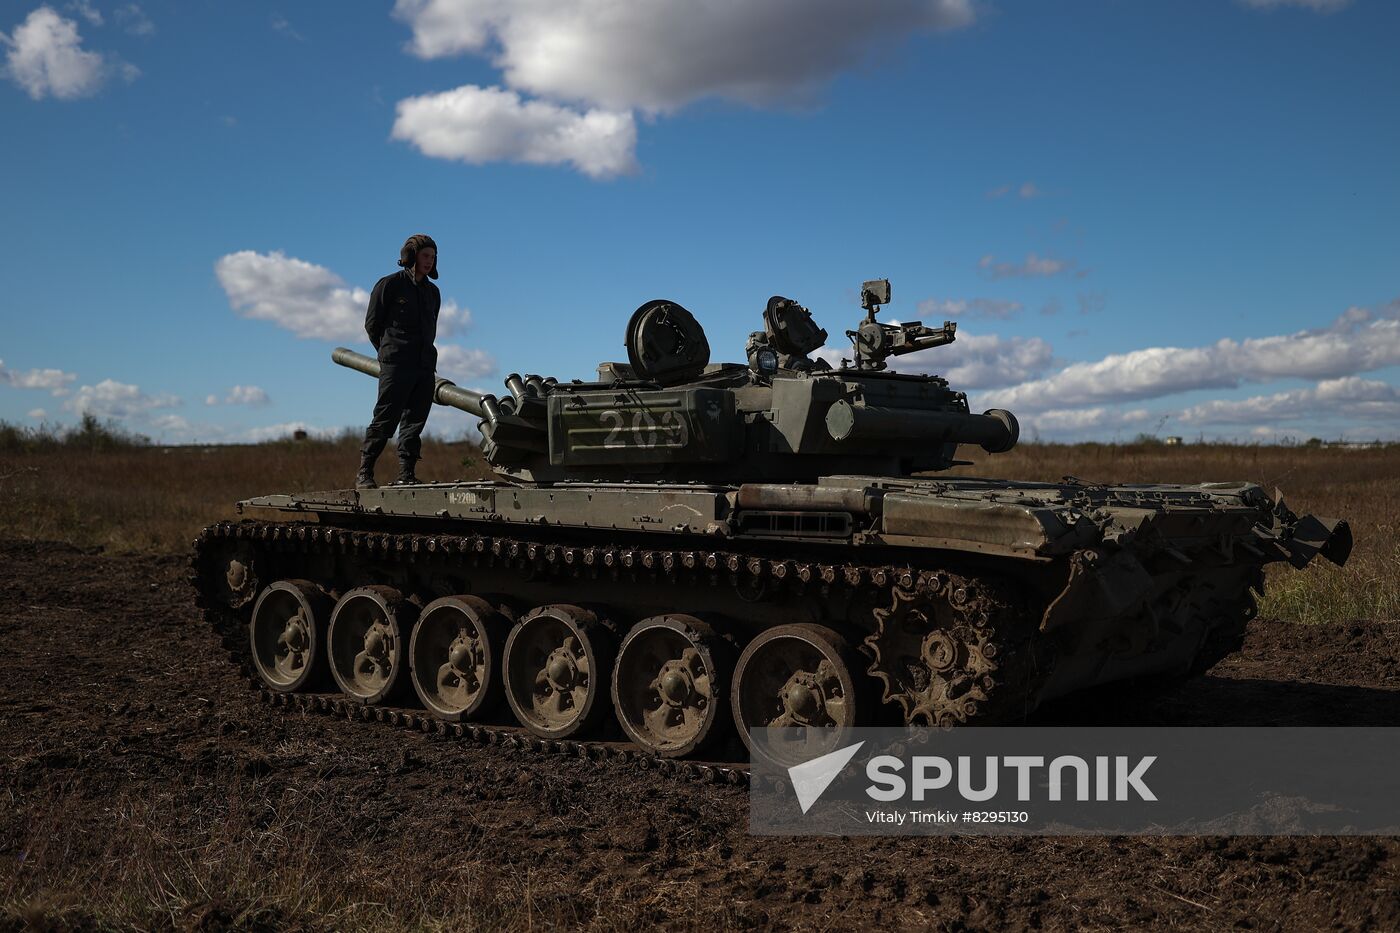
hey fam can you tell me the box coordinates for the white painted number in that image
[601,410,626,449]
[597,409,689,449]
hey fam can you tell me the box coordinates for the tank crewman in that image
[356,234,441,489]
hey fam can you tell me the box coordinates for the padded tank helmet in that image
[398,233,438,280]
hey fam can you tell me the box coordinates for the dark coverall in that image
[360,269,440,475]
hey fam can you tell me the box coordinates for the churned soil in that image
[1,538,1397,931]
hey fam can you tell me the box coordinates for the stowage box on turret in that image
[192,280,1351,768]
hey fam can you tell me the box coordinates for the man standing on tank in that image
[356,234,441,489]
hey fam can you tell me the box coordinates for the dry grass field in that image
[0,428,493,553]
[1,424,1394,625]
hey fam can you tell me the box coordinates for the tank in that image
[191,280,1352,773]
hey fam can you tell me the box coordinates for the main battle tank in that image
[192,280,1351,773]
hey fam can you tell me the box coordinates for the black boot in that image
[355,460,377,489]
[393,460,419,485]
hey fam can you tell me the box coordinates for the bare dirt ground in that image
[2,537,1398,931]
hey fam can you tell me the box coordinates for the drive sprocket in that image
[865,572,1045,726]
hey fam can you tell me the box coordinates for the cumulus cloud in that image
[980,299,1400,413]
[63,379,179,420]
[205,385,271,407]
[2,6,136,100]
[978,253,1074,279]
[1179,377,1400,425]
[1021,406,1152,435]
[816,330,1053,390]
[916,332,1055,389]
[28,408,46,419]
[392,0,974,113]
[1238,0,1349,11]
[436,344,497,379]
[389,2,974,176]
[391,84,637,178]
[918,297,1023,321]
[215,250,472,342]
[0,358,77,393]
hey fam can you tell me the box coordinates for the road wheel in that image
[248,580,331,693]
[731,623,865,765]
[410,595,509,721]
[612,615,732,758]
[328,586,416,705]
[503,605,614,739]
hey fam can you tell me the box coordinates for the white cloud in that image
[205,384,271,407]
[2,6,139,98]
[436,344,497,379]
[980,300,1400,413]
[978,253,1074,279]
[67,2,101,26]
[115,4,154,36]
[918,297,1023,321]
[28,408,46,419]
[0,358,77,393]
[918,332,1055,389]
[389,2,974,176]
[391,84,637,179]
[2,7,127,100]
[215,249,473,342]
[1022,407,1152,435]
[1238,0,1349,12]
[816,330,1053,390]
[392,0,975,114]
[63,379,180,420]
[1179,377,1400,425]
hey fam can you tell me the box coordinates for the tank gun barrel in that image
[826,401,1019,454]
[331,347,497,424]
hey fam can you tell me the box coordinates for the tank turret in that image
[333,279,1018,483]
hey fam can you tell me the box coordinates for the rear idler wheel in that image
[249,580,332,693]
[503,605,614,739]
[731,623,866,765]
[328,586,417,705]
[409,595,509,721]
[611,615,733,758]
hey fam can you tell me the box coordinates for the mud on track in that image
[2,538,1398,931]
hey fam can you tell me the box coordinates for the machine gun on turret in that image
[843,278,957,371]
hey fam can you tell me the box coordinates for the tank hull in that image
[190,475,1349,766]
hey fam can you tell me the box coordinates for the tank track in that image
[190,519,1051,781]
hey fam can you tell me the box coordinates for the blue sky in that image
[2,0,1397,444]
